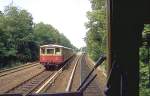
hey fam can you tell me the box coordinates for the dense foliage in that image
[139,24,150,95]
[0,5,76,68]
[0,6,34,67]
[33,22,75,49]
[85,0,150,95]
[85,0,106,61]
[139,61,150,96]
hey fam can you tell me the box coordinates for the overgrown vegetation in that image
[85,0,106,61]
[139,25,150,95]
[139,60,150,96]
[85,0,150,95]
[0,5,76,69]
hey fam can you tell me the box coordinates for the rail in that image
[5,70,45,93]
[65,55,81,91]
[77,55,106,91]
[0,54,106,96]
[0,62,37,73]
[35,55,77,93]
[0,63,39,77]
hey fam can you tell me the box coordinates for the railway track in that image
[34,55,76,93]
[4,55,75,96]
[6,70,54,95]
[39,53,102,96]
[0,62,39,77]
[65,54,81,91]
[1,54,104,96]
[56,53,103,96]
[81,54,103,96]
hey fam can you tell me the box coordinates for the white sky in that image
[0,0,92,48]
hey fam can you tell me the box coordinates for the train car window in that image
[55,48,61,55]
[47,48,54,54]
[41,48,45,54]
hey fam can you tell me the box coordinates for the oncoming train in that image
[39,44,74,70]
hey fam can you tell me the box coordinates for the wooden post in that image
[105,0,145,96]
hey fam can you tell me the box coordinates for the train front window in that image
[55,48,61,55]
[47,48,54,54]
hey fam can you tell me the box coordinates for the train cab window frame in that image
[40,48,45,54]
[46,48,54,55]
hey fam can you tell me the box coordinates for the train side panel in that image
[62,48,73,62]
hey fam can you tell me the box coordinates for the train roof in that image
[40,44,72,50]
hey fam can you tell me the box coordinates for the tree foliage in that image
[85,0,150,95]
[33,22,60,45]
[85,0,106,61]
[0,5,34,65]
[139,61,150,96]
[33,23,75,49]
[139,24,150,95]
[0,5,76,68]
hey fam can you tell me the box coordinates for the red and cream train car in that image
[40,44,74,69]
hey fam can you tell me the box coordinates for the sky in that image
[0,0,92,48]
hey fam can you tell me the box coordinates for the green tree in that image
[0,5,76,68]
[33,22,75,49]
[0,8,17,66]
[33,22,60,45]
[85,0,106,61]
[139,24,150,95]
[59,33,73,48]
[0,5,35,66]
